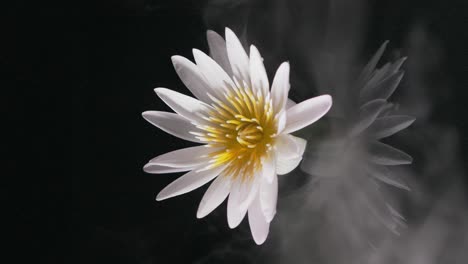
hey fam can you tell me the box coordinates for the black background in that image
[6,0,468,263]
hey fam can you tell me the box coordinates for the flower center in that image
[236,119,264,148]
[192,82,278,181]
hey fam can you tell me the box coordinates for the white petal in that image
[206,30,233,77]
[262,153,276,183]
[270,62,290,113]
[369,115,416,139]
[283,94,332,134]
[249,45,269,95]
[227,184,248,228]
[259,176,278,222]
[275,134,306,160]
[226,177,259,229]
[154,88,211,124]
[364,63,392,91]
[143,163,194,174]
[350,99,386,136]
[367,165,410,191]
[360,71,404,103]
[142,111,200,143]
[248,194,270,245]
[148,146,213,168]
[276,110,287,134]
[171,55,213,103]
[225,27,250,82]
[359,41,388,83]
[368,141,413,166]
[197,175,232,218]
[156,165,226,201]
[193,48,235,98]
[276,156,302,175]
[286,98,296,109]
[233,177,260,212]
[275,135,307,175]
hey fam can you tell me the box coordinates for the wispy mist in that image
[199,0,468,263]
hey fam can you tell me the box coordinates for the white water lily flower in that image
[142,27,332,245]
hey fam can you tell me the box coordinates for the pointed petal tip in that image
[270,61,291,113]
[227,212,246,229]
[227,200,247,229]
[196,210,205,219]
[192,48,203,58]
[141,110,165,121]
[154,87,173,101]
[253,236,267,245]
[227,219,238,229]
[155,193,164,201]
[154,87,167,92]
[206,29,218,38]
[369,141,413,165]
[249,44,257,54]
[156,189,173,201]
[225,27,245,51]
[280,61,290,69]
[266,212,276,223]
[170,55,183,64]
[155,188,171,202]
[225,27,234,36]
[141,111,151,119]
[408,155,414,163]
[206,30,225,44]
[250,44,262,53]
[402,116,416,127]
[279,61,290,74]
[316,94,333,113]
[282,94,333,133]
[144,163,190,175]
[322,94,333,104]
[153,87,168,96]
[192,48,205,55]
[248,197,270,245]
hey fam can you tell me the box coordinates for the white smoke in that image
[197,1,468,263]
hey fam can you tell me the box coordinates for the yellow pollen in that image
[198,82,278,182]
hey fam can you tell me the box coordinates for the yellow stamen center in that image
[195,82,278,181]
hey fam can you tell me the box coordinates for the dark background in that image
[6,0,468,263]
